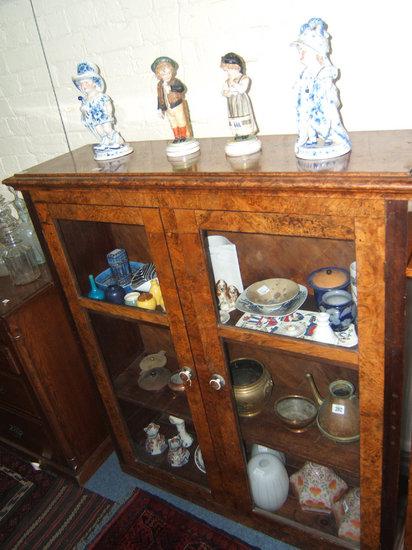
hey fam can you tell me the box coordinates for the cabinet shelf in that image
[219,324,358,369]
[78,296,169,326]
[114,355,191,421]
[126,410,208,490]
[241,392,359,483]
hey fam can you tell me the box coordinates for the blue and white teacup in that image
[319,290,356,332]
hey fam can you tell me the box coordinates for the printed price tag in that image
[257,285,270,296]
[332,404,345,415]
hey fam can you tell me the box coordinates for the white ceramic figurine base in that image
[93,143,133,161]
[225,136,262,157]
[295,141,351,161]
[166,138,200,158]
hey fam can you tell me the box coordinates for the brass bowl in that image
[274,395,317,432]
[229,358,273,417]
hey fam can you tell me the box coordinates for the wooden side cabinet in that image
[5,130,412,548]
[0,266,111,483]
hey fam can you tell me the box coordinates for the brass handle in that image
[178,367,195,387]
[209,374,225,391]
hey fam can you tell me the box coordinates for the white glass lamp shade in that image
[247,453,289,512]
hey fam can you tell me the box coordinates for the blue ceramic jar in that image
[105,284,126,304]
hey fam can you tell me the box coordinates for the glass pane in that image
[56,217,208,488]
[90,313,208,487]
[205,226,359,543]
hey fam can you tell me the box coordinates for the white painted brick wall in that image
[1,0,412,200]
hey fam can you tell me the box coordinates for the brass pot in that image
[229,358,273,417]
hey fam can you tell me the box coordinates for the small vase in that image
[167,435,190,467]
[312,312,338,344]
[149,278,165,311]
[87,274,104,300]
[169,415,193,448]
[290,461,348,514]
[247,453,289,512]
[144,422,167,456]
[105,284,126,304]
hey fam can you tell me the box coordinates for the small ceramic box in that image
[290,461,348,514]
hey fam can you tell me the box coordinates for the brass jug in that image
[306,373,359,443]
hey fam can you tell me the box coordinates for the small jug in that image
[306,373,359,443]
[144,422,167,455]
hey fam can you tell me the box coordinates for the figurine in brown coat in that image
[151,56,189,143]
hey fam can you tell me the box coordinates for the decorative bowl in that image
[229,358,273,417]
[245,278,299,307]
[274,395,317,432]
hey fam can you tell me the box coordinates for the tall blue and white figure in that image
[72,62,133,161]
[292,18,351,160]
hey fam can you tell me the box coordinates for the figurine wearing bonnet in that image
[292,18,351,160]
[72,62,132,160]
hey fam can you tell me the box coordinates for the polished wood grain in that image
[5,131,412,549]
[0,268,110,483]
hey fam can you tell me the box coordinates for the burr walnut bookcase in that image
[5,130,412,549]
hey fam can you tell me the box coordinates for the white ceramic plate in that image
[194,445,206,473]
[245,278,299,307]
[235,285,308,318]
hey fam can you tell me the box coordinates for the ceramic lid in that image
[138,367,171,391]
[309,267,349,290]
[139,350,167,371]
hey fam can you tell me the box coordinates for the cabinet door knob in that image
[178,367,195,386]
[209,374,225,391]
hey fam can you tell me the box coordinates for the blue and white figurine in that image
[292,18,351,160]
[72,62,133,161]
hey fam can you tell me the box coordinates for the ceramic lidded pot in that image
[290,461,348,513]
[247,453,289,512]
[229,358,273,417]
[332,487,360,542]
[307,267,350,308]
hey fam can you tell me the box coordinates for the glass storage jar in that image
[0,199,40,285]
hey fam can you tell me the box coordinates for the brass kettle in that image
[306,373,359,443]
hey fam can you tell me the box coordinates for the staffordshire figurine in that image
[72,62,133,161]
[151,56,200,157]
[220,52,261,157]
[291,18,351,160]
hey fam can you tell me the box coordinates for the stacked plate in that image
[235,278,308,317]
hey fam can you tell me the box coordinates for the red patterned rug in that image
[0,445,113,549]
[91,488,255,549]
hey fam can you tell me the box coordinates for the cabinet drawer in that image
[0,408,53,457]
[0,344,21,375]
[0,373,39,416]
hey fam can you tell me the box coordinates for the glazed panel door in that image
[173,197,391,549]
[34,201,224,500]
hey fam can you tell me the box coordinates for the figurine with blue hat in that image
[151,56,199,157]
[72,62,133,161]
[291,18,351,160]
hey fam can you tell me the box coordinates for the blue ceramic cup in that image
[319,290,356,332]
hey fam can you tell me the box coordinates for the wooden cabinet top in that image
[5,130,412,197]
[0,266,51,318]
